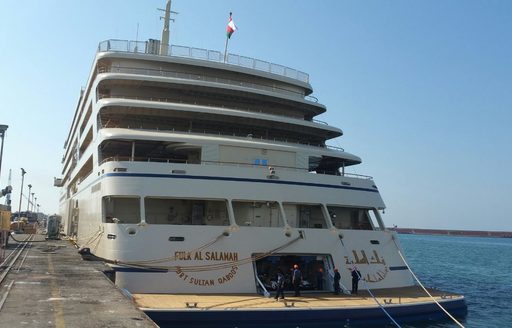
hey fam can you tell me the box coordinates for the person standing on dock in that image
[351,267,361,295]
[274,269,285,301]
[333,268,341,295]
[292,264,302,296]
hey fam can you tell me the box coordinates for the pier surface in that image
[0,234,156,328]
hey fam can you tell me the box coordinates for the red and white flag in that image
[226,12,237,39]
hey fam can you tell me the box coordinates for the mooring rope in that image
[393,240,465,328]
[120,234,301,272]
[126,232,227,265]
[78,229,104,247]
[76,228,227,266]
[81,234,302,273]
[76,229,104,252]
[357,269,402,328]
[89,231,105,253]
[338,236,402,328]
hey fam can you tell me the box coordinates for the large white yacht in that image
[57,3,466,326]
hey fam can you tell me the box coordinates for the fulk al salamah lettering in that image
[175,251,239,262]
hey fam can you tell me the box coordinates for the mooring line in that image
[396,249,465,328]
[339,236,402,327]
[357,273,402,328]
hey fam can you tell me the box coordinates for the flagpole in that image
[224,12,233,63]
[223,36,229,63]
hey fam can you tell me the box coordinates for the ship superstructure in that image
[57,36,418,295]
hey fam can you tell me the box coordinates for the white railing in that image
[100,65,306,99]
[98,39,310,84]
[99,156,373,180]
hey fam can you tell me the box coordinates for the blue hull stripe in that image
[104,172,379,193]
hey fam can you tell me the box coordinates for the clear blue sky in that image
[0,1,510,230]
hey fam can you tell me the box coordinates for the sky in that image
[0,1,510,231]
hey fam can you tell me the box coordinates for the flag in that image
[226,12,237,39]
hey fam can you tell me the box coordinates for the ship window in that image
[102,196,140,224]
[144,198,229,226]
[282,203,326,229]
[308,156,344,175]
[232,201,283,227]
[327,206,373,230]
[98,140,132,164]
[253,158,268,166]
[98,139,201,165]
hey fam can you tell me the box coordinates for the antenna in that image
[134,22,140,52]
[158,0,179,55]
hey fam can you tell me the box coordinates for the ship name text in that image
[174,251,239,262]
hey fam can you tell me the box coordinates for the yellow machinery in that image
[0,204,10,248]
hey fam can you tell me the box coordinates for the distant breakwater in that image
[390,227,512,238]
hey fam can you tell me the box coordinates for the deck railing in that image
[97,93,317,122]
[98,122,325,148]
[99,156,373,180]
[97,39,310,84]
[99,65,308,99]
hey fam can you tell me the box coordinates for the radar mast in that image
[159,0,178,55]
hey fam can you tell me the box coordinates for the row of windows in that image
[103,197,381,230]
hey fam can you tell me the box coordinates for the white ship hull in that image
[63,159,413,294]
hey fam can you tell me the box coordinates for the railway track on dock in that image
[0,234,34,311]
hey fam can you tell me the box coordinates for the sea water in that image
[394,234,512,328]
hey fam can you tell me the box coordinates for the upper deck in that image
[98,39,311,88]
[63,40,318,156]
[59,39,360,193]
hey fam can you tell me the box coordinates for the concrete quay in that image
[0,234,157,328]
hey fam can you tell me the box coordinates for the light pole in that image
[26,184,32,212]
[31,193,35,212]
[0,124,7,183]
[17,168,26,219]
[34,196,37,212]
